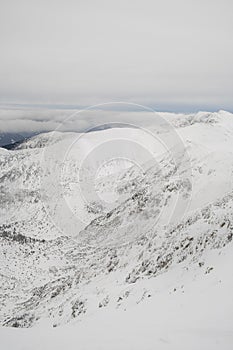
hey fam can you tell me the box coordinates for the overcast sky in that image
[0,0,233,111]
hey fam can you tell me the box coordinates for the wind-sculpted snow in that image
[1,110,233,331]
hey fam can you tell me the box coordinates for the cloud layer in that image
[0,105,170,136]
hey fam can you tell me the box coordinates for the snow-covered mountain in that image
[1,110,233,349]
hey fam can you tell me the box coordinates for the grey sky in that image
[0,0,233,111]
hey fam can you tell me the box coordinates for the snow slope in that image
[1,243,233,350]
[1,110,233,349]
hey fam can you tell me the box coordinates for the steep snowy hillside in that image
[1,110,233,349]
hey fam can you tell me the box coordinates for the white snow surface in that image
[1,110,233,349]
